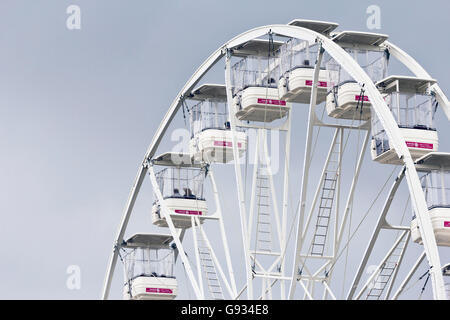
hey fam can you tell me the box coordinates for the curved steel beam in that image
[101,49,225,300]
[103,24,447,300]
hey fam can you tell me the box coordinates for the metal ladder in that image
[310,135,341,256]
[311,172,337,256]
[255,168,273,252]
[197,230,224,300]
[366,235,408,300]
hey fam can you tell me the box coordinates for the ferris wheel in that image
[101,19,450,300]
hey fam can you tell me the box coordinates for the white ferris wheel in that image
[101,19,450,300]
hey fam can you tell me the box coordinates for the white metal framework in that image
[102,20,450,300]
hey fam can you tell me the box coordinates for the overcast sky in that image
[0,0,448,299]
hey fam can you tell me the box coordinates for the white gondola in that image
[189,84,247,163]
[278,39,329,104]
[411,153,450,246]
[371,76,439,164]
[325,31,389,120]
[122,234,177,300]
[235,86,287,122]
[231,40,289,123]
[151,162,208,229]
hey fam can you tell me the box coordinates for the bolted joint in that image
[225,47,233,59]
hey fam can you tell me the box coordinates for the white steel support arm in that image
[208,169,238,297]
[289,44,324,299]
[148,166,204,299]
[385,232,410,300]
[302,129,340,240]
[355,230,409,300]
[334,129,344,257]
[247,131,261,238]
[392,251,426,300]
[191,217,205,298]
[336,131,370,247]
[279,110,292,300]
[262,130,283,248]
[322,281,337,300]
[320,128,367,298]
[197,219,236,298]
[347,168,405,299]
[225,50,254,299]
[299,280,314,300]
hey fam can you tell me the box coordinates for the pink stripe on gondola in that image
[305,80,328,87]
[146,287,173,294]
[214,140,242,148]
[355,95,369,102]
[257,98,286,106]
[174,209,203,215]
[406,141,434,150]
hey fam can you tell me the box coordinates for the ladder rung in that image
[382,267,396,271]
[202,263,214,266]
[312,243,325,247]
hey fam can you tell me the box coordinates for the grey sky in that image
[0,0,448,299]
